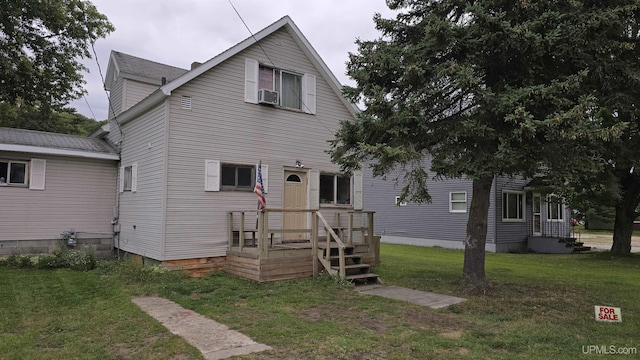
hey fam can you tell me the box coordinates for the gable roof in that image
[0,127,119,160]
[116,15,359,125]
[104,51,188,90]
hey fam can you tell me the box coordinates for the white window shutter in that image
[302,74,316,114]
[29,159,46,190]
[309,169,320,209]
[119,166,125,193]
[205,160,220,191]
[244,58,259,104]
[353,171,363,210]
[131,163,138,192]
[256,163,268,193]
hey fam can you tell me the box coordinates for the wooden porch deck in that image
[226,209,379,283]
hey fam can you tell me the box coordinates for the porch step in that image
[345,273,380,283]
[573,246,592,253]
[331,263,371,272]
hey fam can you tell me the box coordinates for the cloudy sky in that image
[69,0,397,120]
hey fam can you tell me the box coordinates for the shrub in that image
[0,250,96,271]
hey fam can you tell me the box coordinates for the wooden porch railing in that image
[227,209,375,280]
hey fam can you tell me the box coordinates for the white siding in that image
[124,79,160,110]
[162,29,355,259]
[0,153,117,241]
[117,103,167,259]
[107,76,125,147]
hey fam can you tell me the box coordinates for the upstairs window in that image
[320,174,351,205]
[245,58,316,114]
[259,65,302,110]
[0,160,27,186]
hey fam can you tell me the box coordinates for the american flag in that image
[254,161,266,210]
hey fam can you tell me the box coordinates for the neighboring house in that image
[364,159,576,253]
[95,16,368,274]
[0,128,119,257]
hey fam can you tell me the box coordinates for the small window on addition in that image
[450,191,467,213]
[123,166,133,191]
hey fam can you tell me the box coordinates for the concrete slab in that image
[132,297,271,360]
[356,285,466,309]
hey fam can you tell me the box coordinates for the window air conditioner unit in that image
[258,89,279,105]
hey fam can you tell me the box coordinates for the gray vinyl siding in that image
[162,28,354,259]
[117,103,167,259]
[365,169,496,245]
[495,176,529,245]
[364,157,498,246]
[124,79,159,110]
[0,153,117,242]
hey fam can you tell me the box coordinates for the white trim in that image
[546,194,565,222]
[449,191,467,213]
[131,162,138,193]
[532,193,542,236]
[301,73,316,114]
[245,59,259,104]
[0,144,119,160]
[308,169,320,209]
[119,166,125,193]
[29,158,46,190]
[205,160,220,192]
[353,171,363,210]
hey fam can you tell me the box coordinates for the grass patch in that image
[1,245,639,359]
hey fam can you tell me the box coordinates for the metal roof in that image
[0,127,119,160]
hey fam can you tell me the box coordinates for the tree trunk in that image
[462,176,493,290]
[611,171,640,255]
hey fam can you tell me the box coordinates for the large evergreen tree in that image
[0,0,113,111]
[331,0,627,288]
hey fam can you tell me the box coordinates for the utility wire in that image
[90,40,124,151]
[226,0,335,135]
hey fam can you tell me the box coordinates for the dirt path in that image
[575,233,640,246]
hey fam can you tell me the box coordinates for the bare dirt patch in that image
[576,233,640,248]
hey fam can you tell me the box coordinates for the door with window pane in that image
[283,170,308,240]
[532,194,542,236]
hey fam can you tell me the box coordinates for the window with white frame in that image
[320,173,351,205]
[119,163,137,193]
[547,196,564,221]
[449,191,467,213]
[502,191,525,221]
[221,163,255,190]
[259,65,302,110]
[0,160,28,186]
[245,58,316,114]
[123,166,133,191]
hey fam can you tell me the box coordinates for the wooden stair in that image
[317,243,379,284]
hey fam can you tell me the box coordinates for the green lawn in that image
[1,245,639,359]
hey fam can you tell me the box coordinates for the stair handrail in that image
[316,212,346,280]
